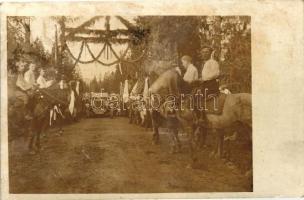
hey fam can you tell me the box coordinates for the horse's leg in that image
[173,129,181,152]
[35,128,41,152]
[28,120,36,153]
[168,129,176,154]
[41,117,49,138]
[151,111,160,145]
[152,124,160,145]
[225,139,231,161]
[215,129,224,159]
[200,126,208,149]
[58,117,64,135]
[185,126,199,168]
[28,130,35,152]
[129,109,133,124]
[35,119,44,152]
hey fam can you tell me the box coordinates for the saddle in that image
[203,93,227,115]
[191,79,226,115]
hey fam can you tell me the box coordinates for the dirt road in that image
[9,117,252,193]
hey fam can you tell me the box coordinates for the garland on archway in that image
[64,39,147,67]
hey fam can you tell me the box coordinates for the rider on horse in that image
[179,46,220,126]
[196,46,220,124]
[15,60,36,120]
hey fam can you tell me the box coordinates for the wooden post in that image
[54,25,58,66]
[58,17,66,75]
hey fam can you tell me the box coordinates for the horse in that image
[149,68,252,162]
[27,85,70,154]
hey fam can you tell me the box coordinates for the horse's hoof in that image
[175,149,182,154]
[214,153,221,159]
[225,161,236,170]
[29,150,36,155]
[152,139,160,145]
[245,169,253,177]
[191,162,207,170]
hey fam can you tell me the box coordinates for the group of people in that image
[13,59,83,129]
[15,60,54,120]
[167,46,221,115]
[180,46,220,88]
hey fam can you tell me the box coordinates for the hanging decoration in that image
[63,16,147,67]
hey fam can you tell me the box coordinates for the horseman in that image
[196,46,221,124]
[201,46,220,95]
[181,55,198,84]
[15,60,35,120]
[24,63,37,88]
[37,68,54,89]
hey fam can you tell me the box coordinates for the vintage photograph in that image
[6,15,252,193]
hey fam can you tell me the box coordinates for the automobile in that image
[90,92,109,115]
[82,92,109,117]
[108,93,121,118]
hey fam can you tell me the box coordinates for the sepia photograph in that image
[1,1,304,199]
[6,15,252,193]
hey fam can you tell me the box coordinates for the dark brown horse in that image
[28,86,70,154]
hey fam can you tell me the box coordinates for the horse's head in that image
[149,69,173,94]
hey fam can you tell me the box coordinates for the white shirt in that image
[37,75,53,89]
[16,73,32,91]
[202,59,220,81]
[183,64,198,83]
[24,70,36,87]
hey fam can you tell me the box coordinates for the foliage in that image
[130,16,251,93]
[86,71,119,93]
[199,16,251,92]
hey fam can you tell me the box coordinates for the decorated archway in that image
[58,16,147,69]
